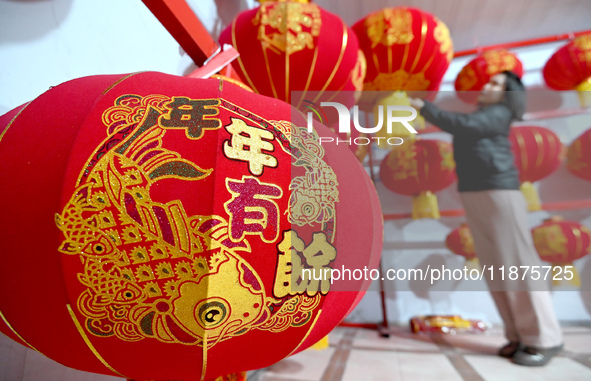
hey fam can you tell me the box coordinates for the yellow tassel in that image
[309,335,329,350]
[464,258,481,273]
[373,91,421,149]
[412,191,440,219]
[575,77,591,108]
[552,264,580,287]
[520,181,541,211]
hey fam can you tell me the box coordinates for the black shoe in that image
[512,344,564,367]
[498,341,521,358]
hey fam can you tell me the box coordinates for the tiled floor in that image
[1,325,590,381]
[249,325,591,381]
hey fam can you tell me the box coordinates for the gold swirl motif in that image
[567,139,587,172]
[458,225,475,255]
[253,2,322,54]
[258,294,321,333]
[365,8,414,48]
[387,140,418,180]
[434,18,453,62]
[438,141,456,171]
[288,125,339,228]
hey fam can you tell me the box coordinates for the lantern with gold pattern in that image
[567,127,591,182]
[219,0,365,111]
[455,50,523,104]
[508,126,565,211]
[445,224,480,271]
[379,139,456,219]
[532,216,591,287]
[543,34,591,107]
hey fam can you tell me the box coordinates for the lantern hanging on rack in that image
[0,72,382,381]
[445,224,480,271]
[508,125,565,211]
[218,0,365,113]
[379,138,456,219]
[455,50,523,104]
[543,33,591,107]
[352,6,453,141]
[567,127,591,182]
[532,216,591,287]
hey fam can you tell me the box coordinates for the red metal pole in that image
[142,0,219,66]
[453,29,591,58]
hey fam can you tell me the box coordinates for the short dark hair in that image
[501,70,526,121]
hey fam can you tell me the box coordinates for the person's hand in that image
[409,97,425,111]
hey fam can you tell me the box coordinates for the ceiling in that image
[203,0,591,54]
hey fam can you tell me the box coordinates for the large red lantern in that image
[508,126,565,211]
[532,216,591,287]
[379,139,456,219]
[543,34,591,107]
[455,50,523,104]
[218,0,365,109]
[0,72,382,380]
[353,7,453,93]
[567,127,591,182]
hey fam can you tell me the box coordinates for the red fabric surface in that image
[567,127,591,182]
[0,72,381,380]
[509,126,564,183]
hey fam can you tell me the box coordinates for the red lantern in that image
[532,216,591,286]
[218,0,365,109]
[543,34,591,107]
[0,72,382,380]
[353,7,453,93]
[379,139,456,219]
[455,50,523,104]
[445,223,481,272]
[508,126,565,210]
[567,127,591,182]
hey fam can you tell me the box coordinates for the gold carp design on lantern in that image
[253,2,322,54]
[434,18,453,62]
[55,94,336,347]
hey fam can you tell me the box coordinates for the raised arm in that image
[420,101,513,137]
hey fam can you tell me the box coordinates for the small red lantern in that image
[532,216,591,287]
[455,50,523,104]
[567,127,591,182]
[379,139,456,219]
[543,33,591,107]
[218,0,365,109]
[0,72,382,380]
[445,224,481,272]
[508,126,565,210]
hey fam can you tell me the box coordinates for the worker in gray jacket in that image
[410,71,563,367]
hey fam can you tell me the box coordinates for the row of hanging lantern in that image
[446,217,591,287]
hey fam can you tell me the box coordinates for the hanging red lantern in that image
[567,127,591,182]
[379,138,456,219]
[0,72,382,380]
[543,33,591,107]
[218,0,365,111]
[532,216,591,287]
[508,126,565,211]
[455,50,523,104]
[353,7,453,93]
[445,224,477,260]
[352,7,453,141]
